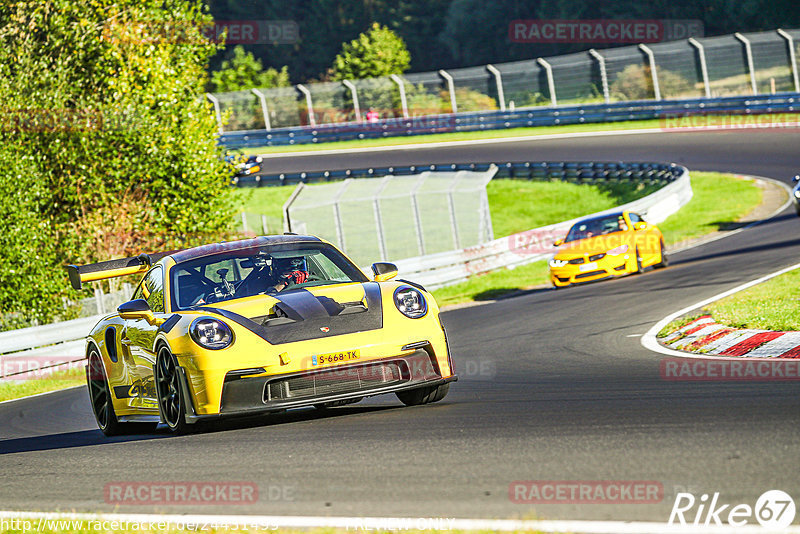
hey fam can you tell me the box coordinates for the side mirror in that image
[553,238,564,247]
[634,222,647,231]
[371,262,398,282]
[118,299,162,325]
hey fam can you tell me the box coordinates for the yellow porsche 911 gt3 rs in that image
[68,235,455,436]
[549,210,668,288]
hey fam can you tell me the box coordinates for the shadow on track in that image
[0,404,400,454]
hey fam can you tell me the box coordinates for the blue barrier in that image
[233,161,682,188]
[219,93,799,149]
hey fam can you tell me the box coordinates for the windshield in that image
[170,243,368,310]
[564,214,627,243]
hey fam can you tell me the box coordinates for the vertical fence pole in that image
[250,88,271,131]
[439,70,458,113]
[331,179,353,251]
[282,182,306,233]
[372,176,392,260]
[447,172,465,250]
[689,38,711,98]
[410,172,429,256]
[638,44,661,100]
[261,215,269,235]
[486,64,506,111]
[241,212,248,233]
[777,29,800,93]
[390,74,410,119]
[588,49,610,103]
[536,58,557,106]
[94,287,104,315]
[296,84,316,126]
[342,80,361,122]
[205,93,223,134]
[735,32,758,95]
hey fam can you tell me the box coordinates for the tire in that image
[633,247,643,274]
[654,240,669,268]
[87,350,157,436]
[87,349,124,436]
[396,383,450,406]
[155,345,191,435]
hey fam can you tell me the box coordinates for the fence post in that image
[734,32,758,95]
[688,38,711,98]
[250,88,271,131]
[390,74,410,118]
[342,80,361,122]
[205,93,223,134]
[777,29,800,93]
[261,215,269,235]
[638,44,661,100]
[331,179,353,250]
[588,49,610,103]
[447,172,465,250]
[486,64,506,111]
[296,84,316,126]
[439,69,458,113]
[410,172,429,256]
[94,286,104,315]
[282,182,306,233]
[372,176,392,260]
[536,58,557,106]
[241,212,248,233]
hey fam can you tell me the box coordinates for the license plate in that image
[312,349,360,366]
[579,262,598,272]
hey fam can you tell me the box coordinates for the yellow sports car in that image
[68,235,455,436]
[549,210,667,288]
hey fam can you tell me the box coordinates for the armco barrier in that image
[236,160,681,188]
[219,93,799,149]
[1,162,689,373]
[390,165,692,289]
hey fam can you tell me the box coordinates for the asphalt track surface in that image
[1,129,799,523]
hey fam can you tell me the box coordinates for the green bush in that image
[0,0,235,328]
[610,64,693,101]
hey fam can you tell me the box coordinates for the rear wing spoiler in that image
[66,252,172,290]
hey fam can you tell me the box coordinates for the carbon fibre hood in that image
[200,282,383,345]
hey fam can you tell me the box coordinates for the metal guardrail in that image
[236,160,683,188]
[221,93,800,149]
[392,165,693,289]
[0,161,688,376]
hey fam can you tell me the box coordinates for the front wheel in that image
[633,247,643,274]
[654,240,669,268]
[396,383,450,406]
[155,346,190,434]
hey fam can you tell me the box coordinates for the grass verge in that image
[702,267,800,331]
[0,366,84,403]
[433,172,762,307]
[240,113,798,155]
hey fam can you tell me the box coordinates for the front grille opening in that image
[589,253,606,261]
[575,270,606,279]
[264,361,407,402]
[567,257,585,265]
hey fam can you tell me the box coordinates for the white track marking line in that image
[1,510,797,534]
[641,262,800,360]
[257,124,800,159]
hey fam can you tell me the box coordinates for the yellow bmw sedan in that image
[549,210,668,288]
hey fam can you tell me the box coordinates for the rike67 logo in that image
[669,490,796,529]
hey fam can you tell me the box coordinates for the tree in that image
[0,0,235,327]
[210,45,291,92]
[330,22,411,81]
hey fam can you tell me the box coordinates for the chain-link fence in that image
[208,29,800,133]
[283,166,497,266]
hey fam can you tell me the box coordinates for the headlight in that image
[607,245,629,256]
[190,317,233,350]
[394,286,427,318]
[549,258,568,268]
[794,189,800,198]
